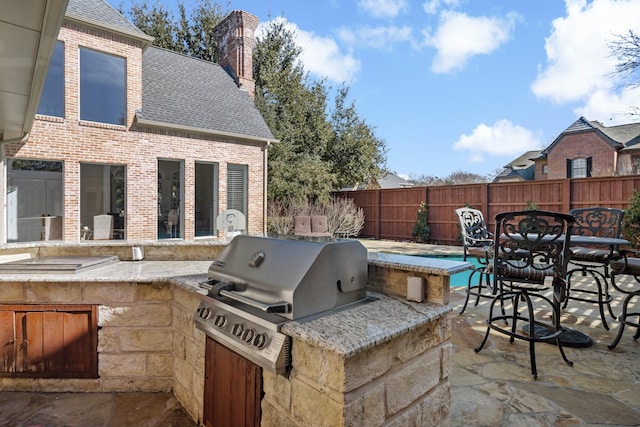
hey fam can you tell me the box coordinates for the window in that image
[542,164,548,174]
[79,48,126,125]
[567,157,592,178]
[7,160,63,242]
[37,41,64,117]
[633,156,640,174]
[195,163,218,237]
[227,164,248,215]
[80,164,126,240]
[158,160,183,239]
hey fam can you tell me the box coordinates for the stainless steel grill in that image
[194,235,370,374]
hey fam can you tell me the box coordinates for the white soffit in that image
[0,0,68,142]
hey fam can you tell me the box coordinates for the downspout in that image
[263,141,271,236]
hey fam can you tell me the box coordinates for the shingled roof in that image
[139,46,275,141]
[540,116,640,156]
[66,0,153,45]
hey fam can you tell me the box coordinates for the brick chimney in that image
[214,10,258,99]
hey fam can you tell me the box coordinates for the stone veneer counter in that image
[0,252,470,425]
[0,258,456,353]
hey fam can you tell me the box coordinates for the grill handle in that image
[219,290,291,314]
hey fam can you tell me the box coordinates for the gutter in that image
[136,116,279,145]
[263,141,272,236]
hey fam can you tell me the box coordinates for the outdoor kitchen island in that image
[0,241,471,426]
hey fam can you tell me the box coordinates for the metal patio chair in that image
[565,207,625,330]
[455,207,494,314]
[607,249,640,349]
[475,210,575,380]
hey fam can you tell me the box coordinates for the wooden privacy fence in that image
[333,175,640,245]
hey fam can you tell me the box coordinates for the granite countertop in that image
[282,291,451,357]
[0,260,212,283]
[368,252,473,276]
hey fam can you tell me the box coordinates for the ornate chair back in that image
[493,210,574,290]
[569,207,624,243]
[455,207,492,261]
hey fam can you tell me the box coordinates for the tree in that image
[327,86,386,189]
[118,0,226,61]
[609,30,640,87]
[121,1,179,51]
[119,1,387,204]
[408,170,490,186]
[253,19,386,203]
[609,30,640,116]
[178,0,226,62]
[253,19,335,204]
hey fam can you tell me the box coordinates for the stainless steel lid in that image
[206,235,368,320]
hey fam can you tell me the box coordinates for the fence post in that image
[375,189,381,240]
[481,183,489,217]
[563,179,571,213]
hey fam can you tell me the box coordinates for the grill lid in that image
[206,235,368,320]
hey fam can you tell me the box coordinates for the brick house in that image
[534,116,640,180]
[493,149,542,182]
[0,0,275,244]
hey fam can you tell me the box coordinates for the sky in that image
[109,0,640,179]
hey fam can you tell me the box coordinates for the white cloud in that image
[574,85,640,125]
[422,0,460,15]
[532,0,640,121]
[257,18,361,83]
[337,25,413,50]
[453,120,542,163]
[358,0,408,18]
[423,11,518,73]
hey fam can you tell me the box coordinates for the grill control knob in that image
[231,323,245,337]
[198,307,212,320]
[253,333,268,349]
[242,328,255,343]
[213,314,227,328]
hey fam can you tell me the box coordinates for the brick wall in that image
[543,133,617,180]
[4,22,266,241]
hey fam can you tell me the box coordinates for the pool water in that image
[413,254,487,287]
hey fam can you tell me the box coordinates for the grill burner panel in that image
[194,297,290,373]
[194,235,369,374]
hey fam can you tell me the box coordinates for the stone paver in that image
[360,239,640,427]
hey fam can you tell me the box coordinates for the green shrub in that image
[412,201,430,243]
[622,189,640,248]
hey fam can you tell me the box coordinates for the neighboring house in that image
[377,172,415,189]
[534,116,640,180]
[341,172,414,190]
[1,0,276,243]
[493,150,542,182]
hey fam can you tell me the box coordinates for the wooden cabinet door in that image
[0,305,97,378]
[204,337,263,427]
[0,311,16,372]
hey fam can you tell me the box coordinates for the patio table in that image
[567,235,629,248]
